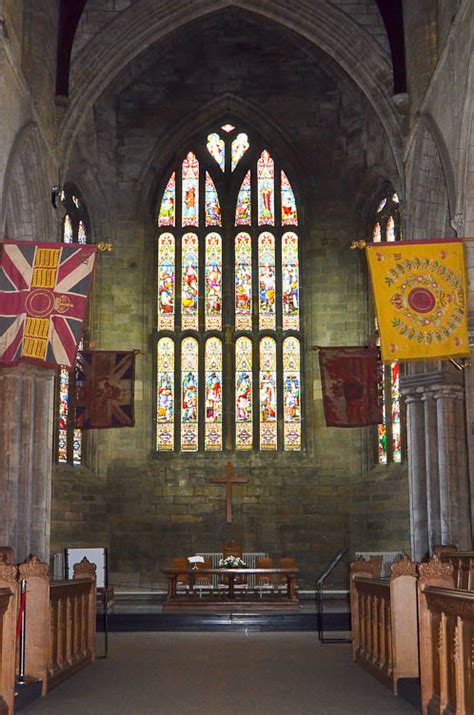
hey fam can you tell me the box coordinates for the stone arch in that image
[1,122,54,243]
[454,50,474,235]
[405,114,456,241]
[60,0,403,183]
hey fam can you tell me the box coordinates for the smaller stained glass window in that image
[259,336,277,450]
[158,233,175,330]
[231,133,249,171]
[205,232,222,330]
[257,150,274,226]
[205,172,222,227]
[283,337,301,451]
[72,195,81,209]
[205,337,223,451]
[221,124,235,133]
[181,233,199,330]
[206,133,225,171]
[281,171,298,226]
[386,216,396,241]
[73,429,82,466]
[158,172,175,227]
[157,337,174,451]
[63,215,73,243]
[377,198,387,212]
[392,193,399,203]
[235,232,252,331]
[282,232,299,330]
[182,153,199,226]
[235,170,251,226]
[181,337,199,451]
[373,223,381,242]
[58,367,69,463]
[258,232,276,330]
[235,337,252,450]
[391,362,401,463]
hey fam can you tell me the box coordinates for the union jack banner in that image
[75,351,135,429]
[0,241,97,369]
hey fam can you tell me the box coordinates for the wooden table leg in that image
[287,575,297,600]
[228,574,235,599]
[167,575,177,599]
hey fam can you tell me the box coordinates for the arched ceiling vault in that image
[60,0,404,187]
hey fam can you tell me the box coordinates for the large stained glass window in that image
[371,187,404,464]
[56,189,90,466]
[235,337,253,450]
[157,338,174,451]
[181,337,199,452]
[205,337,223,450]
[156,126,302,452]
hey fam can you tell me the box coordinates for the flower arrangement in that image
[219,555,246,568]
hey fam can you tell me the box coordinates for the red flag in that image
[0,241,96,369]
[75,351,135,429]
[318,346,383,427]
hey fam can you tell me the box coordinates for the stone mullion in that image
[434,385,471,548]
[422,390,441,551]
[405,392,429,560]
[31,370,54,560]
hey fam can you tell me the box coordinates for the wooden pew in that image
[350,554,419,694]
[417,554,474,715]
[0,561,17,715]
[433,545,474,590]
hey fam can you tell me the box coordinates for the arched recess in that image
[405,114,456,241]
[1,122,54,243]
[137,95,307,223]
[59,0,403,183]
[454,50,474,235]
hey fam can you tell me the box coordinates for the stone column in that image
[422,390,440,551]
[0,366,54,562]
[434,384,472,548]
[405,392,429,560]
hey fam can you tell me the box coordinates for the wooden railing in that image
[418,557,473,715]
[0,588,14,715]
[434,546,474,591]
[0,562,18,715]
[48,560,96,692]
[350,555,419,694]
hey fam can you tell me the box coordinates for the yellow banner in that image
[366,240,470,362]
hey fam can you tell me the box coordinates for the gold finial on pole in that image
[350,240,366,250]
[96,242,113,253]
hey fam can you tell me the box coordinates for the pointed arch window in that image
[370,189,404,464]
[156,126,303,452]
[55,189,91,466]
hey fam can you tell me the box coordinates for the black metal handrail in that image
[316,547,351,644]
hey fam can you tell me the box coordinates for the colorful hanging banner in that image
[75,351,135,429]
[318,346,383,427]
[0,241,96,369]
[365,239,469,362]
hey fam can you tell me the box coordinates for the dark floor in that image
[26,632,418,714]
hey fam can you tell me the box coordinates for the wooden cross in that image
[209,462,248,524]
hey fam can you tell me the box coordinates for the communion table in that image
[161,567,299,611]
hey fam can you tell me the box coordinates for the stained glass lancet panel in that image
[205,172,222,227]
[283,337,301,451]
[391,362,401,462]
[206,133,225,171]
[158,172,175,227]
[386,216,396,242]
[181,233,199,330]
[235,337,252,450]
[235,170,251,226]
[378,363,387,464]
[182,153,199,226]
[258,232,276,330]
[156,338,174,451]
[78,221,87,244]
[158,233,175,330]
[373,223,381,242]
[257,150,274,226]
[205,232,222,330]
[205,337,223,451]
[235,232,252,331]
[58,368,69,462]
[282,232,300,330]
[181,337,199,451]
[281,171,298,226]
[231,133,249,171]
[259,337,277,450]
[63,215,73,243]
